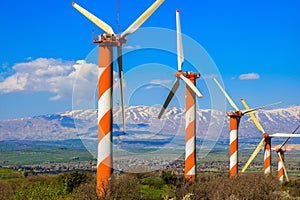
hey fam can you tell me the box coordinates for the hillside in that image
[0,106,299,142]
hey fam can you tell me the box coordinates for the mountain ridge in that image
[0,106,299,141]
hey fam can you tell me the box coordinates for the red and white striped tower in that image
[157,10,203,182]
[184,72,199,182]
[213,80,252,177]
[95,37,121,196]
[273,125,300,182]
[227,112,242,177]
[276,148,284,182]
[72,1,165,196]
[263,134,271,174]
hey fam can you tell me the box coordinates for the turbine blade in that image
[176,9,184,71]
[269,133,300,138]
[241,98,265,134]
[120,0,164,38]
[158,78,180,119]
[213,78,239,111]
[179,74,203,98]
[117,47,126,135]
[242,101,282,115]
[72,2,115,35]
[279,125,300,149]
[241,138,265,173]
[278,153,289,182]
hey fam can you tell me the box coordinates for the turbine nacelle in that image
[93,33,127,46]
[274,147,284,154]
[226,110,243,117]
[175,71,200,79]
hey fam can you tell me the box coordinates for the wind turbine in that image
[213,78,280,177]
[72,0,164,196]
[274,125,300,182]
[158,9,203,182]
[240,99,300,177]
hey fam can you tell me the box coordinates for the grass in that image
[0,148,94,165]
[0,168,16,173]
[140,184,166,195]
[0,168,24,180]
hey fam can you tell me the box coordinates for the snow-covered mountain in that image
[0,106,299,141]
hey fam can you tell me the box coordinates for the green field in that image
[0,148,94,166]
[0,168,24,180]
[0,139,299,178]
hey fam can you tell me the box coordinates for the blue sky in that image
[0,0,299,120]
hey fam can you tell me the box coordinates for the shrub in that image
[0,181,14,200]
[72,179,98,200]
[205,173,282,200]
[174,178,194,200]
[14,175,66,200]
[283,178,300,197]
[161,171,178,185]
[172,173,283,200]
[107,174,140,199]
[73,174,140,200]
[143,175,165,189]
[2,171,298,199]
[58,171,91,193]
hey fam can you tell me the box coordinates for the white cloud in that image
[123,45,141,50]
[239,73,260,80]
[70,60,98,103]
[150,79,172,85]
[0,58,98,101]
[201,74,216,79]
[144,79,172,90]
[144,84,161,90]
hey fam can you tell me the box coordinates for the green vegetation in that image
[0,140,299,199]
[0,168,24,180]
[283,179,300,197]
[0,171,92,200]
[0,148,93,165]
[0,171,300,199]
